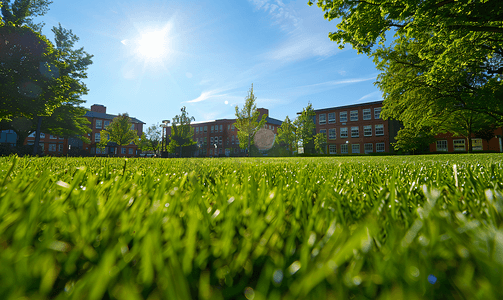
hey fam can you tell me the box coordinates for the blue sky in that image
[41,0,382,127]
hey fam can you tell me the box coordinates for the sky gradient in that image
[41,0,382,127]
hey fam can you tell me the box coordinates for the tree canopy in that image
[234,84,267,155]
[98,114,139,149]
[167,107,195,157]
[310,0,503,142]
[293,103,316,154]
[276,115,297,155]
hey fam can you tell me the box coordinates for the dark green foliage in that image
[1,155,503,299]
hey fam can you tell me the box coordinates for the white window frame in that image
[363,109,371,120]
[351,126,359,138]
[350,110,358,121]
[328,128,336,140]
[210,137,214,144]
[364,143,373,154]
[472,138,483,151]
[58,144,64,152]
[95,132,101,142]
[219,125,223,132]
[374,107,382,119]
[352,144,360,154]
[375,124,384,136]
[40,133,45,139]
[129,148,133,154]
[340,127,348,138]
[328,112,336,124]
[436,140,448,152]
[211,125,214,133]
[104,120,110,128]
[363,125,372,137]
[376,142,385,152]
[121,147,126,154]
[50,135,57,139]
[340,111,348,123]
[453,139,466,151]
[219,136,222,145]
[196,127,199,134]
[319,114,326,125]
[341,144,348,154]
[96,120,102,129]
[320,129,327,135]
[48,144,56,152]
[329,144,337,154]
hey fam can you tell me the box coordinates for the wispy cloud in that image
[249,0,300,31]
[356,91,382,102]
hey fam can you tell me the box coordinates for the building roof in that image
[308,100,384,114]
[85,111,145,124]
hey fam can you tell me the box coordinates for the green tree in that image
[98,114,139,149]
[310,0,503,135]
[393,126,436,154]
[234,84,267,155]
[1,0,53,32]
[293,103,316,154]
[167,107,195,158]
[276,115,297,155]
[314,132,327,155]
[138,124,162,153]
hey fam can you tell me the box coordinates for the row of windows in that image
[194,124,276,134]
[92,147,135,155]
[208,148,245,155]
[327,142,386,154]
[318,108,381,124]
[95,120,135,130]
[195,136,240,146]
[28,132,65,140]
[436,139,483,152]
[319,124,384,139]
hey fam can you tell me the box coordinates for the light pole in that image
[346,140,351,155]
[160,120,170,156]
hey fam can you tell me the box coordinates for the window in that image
[50,135,57,139]
[226,137,229,145]
[472,138,483,151]
[210,149,213,155]
[59,136,64,140]
[196,127,199,134]
[340,111,348,123]
[364,125,372,137]
[341,144,348,154]
[231,124,235,130]
[121,147,126,154]
[312,116,316,124]
[319,114,326,125]
[374,107,381,119]
[40,133,45,138]
[28,132,36,138]
[340,127,348,138]
[364,143,373,153]
[49,144,56,152]
[376,142,385,152]
[363,109,371,120]
[352,144,360,154]
[328,112,336,124]
[58,144,64,152]
[95,133,101,142]
[204,126,207,133]
[436,140,448,151]
[210,137,214,144]
[219,136,222,145]
[375,124,384,136]
[350,110,358,121]
[232,136,235,144]
[199,126,203,133]
[104,120,110,128]
[96,120,102,129]
[129,148,133,154]
[453,139,466,151]
[219,125,223,132]
[211,126,214,133]
[96,148,102,154]
[329,144,337,154]
[130,124,135,130]
[351,126,359,138]
[328,128,336,140]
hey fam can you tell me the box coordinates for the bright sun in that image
[135,26,170,62]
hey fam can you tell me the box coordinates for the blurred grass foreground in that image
[1,154,503,299]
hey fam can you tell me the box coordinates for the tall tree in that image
[138,124,162,154]
[1,0,53,32]
[276,115,297,155]
[234,84,267,155]
[393,126,436,154]
[314,132,327,155]
[310,0,503,136]
[293,103,316,154]
[167,107,195,158]
[98,114,139,149]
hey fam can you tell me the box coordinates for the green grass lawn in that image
[1,154,503,299]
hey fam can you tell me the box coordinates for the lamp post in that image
[346,140,351,155]
[160,120,170,156]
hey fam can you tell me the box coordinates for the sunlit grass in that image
[1,154,502,299]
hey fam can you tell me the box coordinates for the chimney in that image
[257,108,269,120]
[91,104,106,113]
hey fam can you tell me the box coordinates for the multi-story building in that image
[24,104,145,156]
[164,108,283,157]
[430,130,503,153]
[313,101,401,154]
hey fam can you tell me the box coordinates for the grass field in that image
[1,154,503,299]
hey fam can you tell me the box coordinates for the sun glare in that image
[135,25,171,62]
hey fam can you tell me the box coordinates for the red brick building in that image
[313,101,401,154]
[164,108,282,157]
[25,104,145,156]
[429,129,503,153]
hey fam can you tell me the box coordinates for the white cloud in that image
[356,91,382,102]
